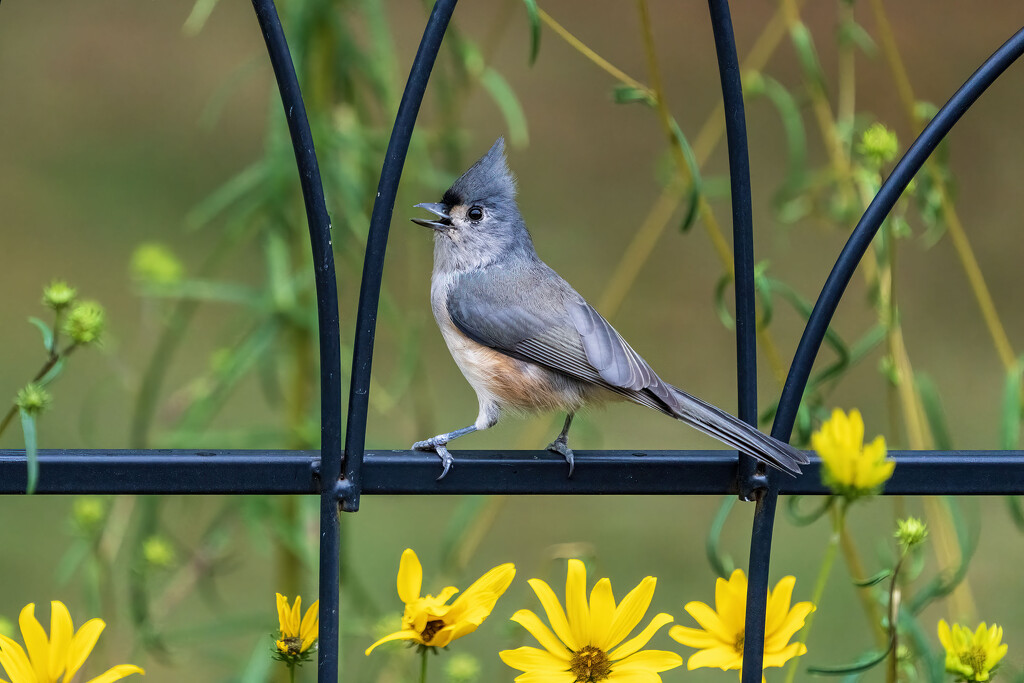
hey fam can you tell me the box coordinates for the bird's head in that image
[413,138,535,271]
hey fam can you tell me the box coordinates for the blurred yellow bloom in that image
[365,549,515,654]
[0,601,144,683]
[499,559,681,682]
[670,569,813,682]
[275,594,319,657]
[812,408,894,499]
[938,620,1007,682]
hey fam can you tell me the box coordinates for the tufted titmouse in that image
[411,138,808,480]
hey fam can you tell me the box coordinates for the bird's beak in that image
[411,203,452,231]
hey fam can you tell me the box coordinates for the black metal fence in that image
[3,3,1024,682]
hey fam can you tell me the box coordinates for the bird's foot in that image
[547,438,575,478]
[412,437,455,480]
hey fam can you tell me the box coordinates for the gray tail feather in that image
[665,384,808,476]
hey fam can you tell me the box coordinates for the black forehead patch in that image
[442,188,463,208]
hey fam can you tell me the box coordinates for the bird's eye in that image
[467,206,484,221]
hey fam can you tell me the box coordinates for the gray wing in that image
[446,264,679,412]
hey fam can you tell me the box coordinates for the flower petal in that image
[275,594,290,634]
[528,579,577,650]
[565,560,590,647]
[609,613,674,661]
[605,671,660,683]
[668,624,723,649]
[686,645,741,671]
[683,601,733,643]
[613,649,683,673]
[499,646,570,673]
[0,634,35,683]
[448,563,515,624]
[765,602,814,653]
[509,672,576,683]
[397,549,422,604]
[299,601,319,642]
[18,603,49,683]
[604,577,656,650]
[763,642,805,668]
[289,597,302,636]
[511,610,572,660]
[364,629,421,655]
[65,618,106,683]
[716,572,746,635]
[82,664,145,683]
[764,577,794,636]
[588,579,616,649]
[48,601,73,682]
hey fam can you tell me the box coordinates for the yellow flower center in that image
[570,645,612,682]
[959,646,988,675]
[420,619,446,644]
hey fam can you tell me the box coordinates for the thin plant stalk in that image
[419,648,429,683]
[783,500,846,683]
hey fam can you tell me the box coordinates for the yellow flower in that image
[499,559,682,682]
[812,408,894,499]
[670,569,813,682]
[938,620,1008,682]
[365,549,515,654]
[275,594,319,657]
[0,601,144,683]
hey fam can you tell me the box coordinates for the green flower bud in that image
[63,301,105,345]
[895,516,928,550]
[131,243,184,285]
[72,496,107,531]
[857,123,899,168]
[42,280,77,311]
[142,536,176,568]
[15,383,51,416]
[445,654,481,683]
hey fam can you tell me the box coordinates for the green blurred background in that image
[1,0,1024,681]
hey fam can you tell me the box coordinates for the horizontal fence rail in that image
[5,449,1024,495]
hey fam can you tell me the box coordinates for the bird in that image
[410,138,808,480]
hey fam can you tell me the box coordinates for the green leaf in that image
[908,497,980,614]
[37,357,66,387]
[28,317,54,353]
[852,569,892,587]
[668,119,702,232]
[838,17,878,56]
[521,0,541,65]
[788,21,827,95]
[182,0,221,36]
[807,637,893,676]
[785,495,834,526]
[480,68,529,147]
[20,408,38,495]
[916,373,953,451]
[612,85,655,106]
[706,496,736,578]
[750,75,809,210]
[1000,359,1024,450]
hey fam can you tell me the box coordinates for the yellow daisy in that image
[0,601,144,683]
[275,594,319,657]
[938,620,1008,682]
[365,549,515,654]
[670,569,813,682]
[812,408,894,499]
[499,559,682,682]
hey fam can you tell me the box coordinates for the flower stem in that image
[419,647,429,683]
[288,662,296,683]
[783,500,846,683]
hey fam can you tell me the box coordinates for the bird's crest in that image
[443,138,516,207]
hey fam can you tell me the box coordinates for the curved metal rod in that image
[772,25,1024,443]
[342,0,459,513]
[706,1,777,680]
[707,0,764,498]
[249,1,342,681]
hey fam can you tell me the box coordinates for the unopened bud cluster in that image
[63,301,106,345]
[15,383,51,416]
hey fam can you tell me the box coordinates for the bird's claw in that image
[547,438,575,478]
[412,438,454,480]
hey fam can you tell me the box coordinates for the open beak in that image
[411,203,452,231]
